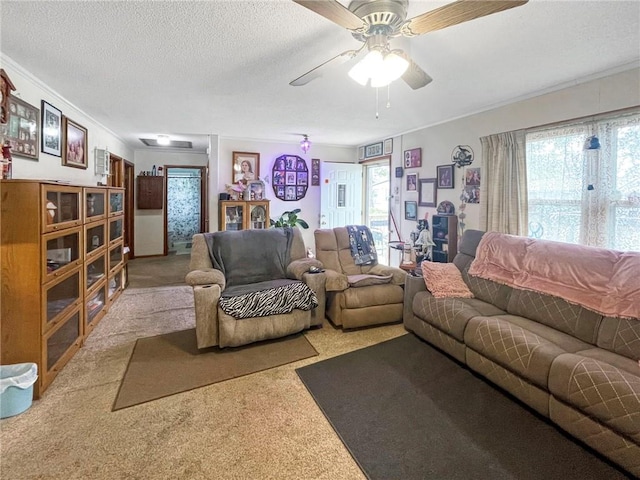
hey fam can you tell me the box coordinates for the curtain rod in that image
[526,105,640,135]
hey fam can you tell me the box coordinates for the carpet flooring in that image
[113,330,318,410]
[296,334,631,480]
[127,254,190,288]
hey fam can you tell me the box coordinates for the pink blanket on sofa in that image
[468,232,640,319]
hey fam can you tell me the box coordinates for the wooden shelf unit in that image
[1,180,126,398]
[219,200,269,231]
[136,175,163,209]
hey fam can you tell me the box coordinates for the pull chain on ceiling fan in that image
[290,0,528,90]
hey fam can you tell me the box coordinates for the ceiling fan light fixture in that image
[300,135,312,153]
[157,135,171,146]
[349,49,408,88]
[348,50,383,86]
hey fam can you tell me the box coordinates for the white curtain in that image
[480,130,528,235]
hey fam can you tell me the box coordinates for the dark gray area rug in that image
[296,334,631,480]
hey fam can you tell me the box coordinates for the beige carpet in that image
[113,330,318,410]
[127,253,190,288]
[0,256,405,479]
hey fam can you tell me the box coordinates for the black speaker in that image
[219,193,230,200]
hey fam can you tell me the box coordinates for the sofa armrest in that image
[323,268,349,291]
[368,264,407,285]
[185,268,226,290]
[301,271,326,326]
[193,284,222,349]
[189,234,214,271]
[287,258,324,280]
[403,275,428,325]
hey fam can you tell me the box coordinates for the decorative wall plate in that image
[452,145,474,168]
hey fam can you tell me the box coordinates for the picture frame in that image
[406,173,418,192]
[358,146,365,160]
[62,116,88,169]
[403,147,422,168]
[404,201,417,221]
[437,164,454,189]
[364,142,383,159]
[384,138,393,155]
[311,158,320,186]
[0,94,39,160]
[272,154,308,201]
[41,100,62,157]
[418,178,437,207]
[247,180,266,200]
[232,151,260,183]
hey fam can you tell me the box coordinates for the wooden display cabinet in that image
[431,215,458,263]
[1,180,127,398]
[219,200,270,231]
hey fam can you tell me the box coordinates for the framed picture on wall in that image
[384,138,393,155]
[0,95,39,160]
[41,100,62,157]
[437,164,454,189]
[404,201,417,221]
[232,151,260,183]
[403,147,422,168]
[62,116,88,169]
[406,173,418,192]
[364,142,383,159]
[418,178,437,207]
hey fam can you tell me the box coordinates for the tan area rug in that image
[113,329,318,410]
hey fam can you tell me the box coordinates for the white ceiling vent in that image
[140,138,193,148]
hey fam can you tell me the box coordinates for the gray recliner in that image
[186,227,325,348]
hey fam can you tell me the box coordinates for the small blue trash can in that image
[0,363,38,419]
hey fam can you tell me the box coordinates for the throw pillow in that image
[421,262,474,298]
[347,274,393,287]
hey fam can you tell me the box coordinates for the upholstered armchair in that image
[314,226,406,329]
[186,227,325,348]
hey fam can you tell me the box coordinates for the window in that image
[526,112,640,251]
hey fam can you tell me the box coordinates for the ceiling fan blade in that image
[290,48,362,86]
[293,0,366,31]
[401,0,528,37]
[394,50,433,90]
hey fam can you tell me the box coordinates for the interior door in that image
[320,162,363,229]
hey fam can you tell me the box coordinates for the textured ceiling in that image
[1,1,639,153]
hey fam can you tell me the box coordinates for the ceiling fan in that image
[290,0,528,89]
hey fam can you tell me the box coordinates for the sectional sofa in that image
[403,230,640,476]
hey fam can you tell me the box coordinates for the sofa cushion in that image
[413,293,504,341]
[574,348,640,377]
[549,353,640,444]
[421,262,473,298]
[465,316,571,389]
[341,283,404,309]
[597,316,640,362]
[507,288,602,345]
[461,263,513,311]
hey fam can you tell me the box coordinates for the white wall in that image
[396,68,640,242]
[133,149,209,256]
[218,138,356,250]
[1,56,133,183]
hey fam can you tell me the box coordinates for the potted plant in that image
[270,209,309,229]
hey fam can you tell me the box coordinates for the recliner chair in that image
[314,226,406,329]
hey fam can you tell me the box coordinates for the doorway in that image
[164,166,207,256]
[363,158,391,265]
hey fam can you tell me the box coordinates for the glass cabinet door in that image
[41,185,82,233]
[109,243,123,273]
[45,309,81,378]
[85,221,107,257]
[220,202,245,231]
[86,253,107,291]
[43,268,82,332]
[109,217,123,244]
[109,190,124,216]
[248,201,270,229]
[86,283,107,327]
[42,227,82,281]
[108,268,124,301]
[84,188,107,223]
